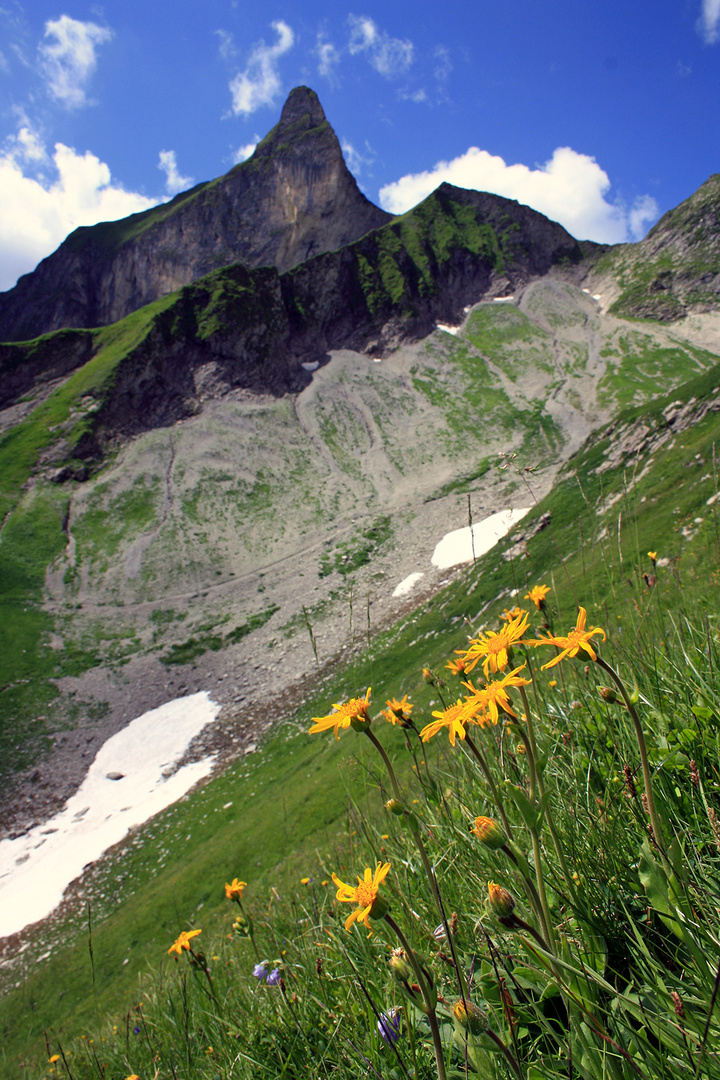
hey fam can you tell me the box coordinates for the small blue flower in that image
[252,962,268,979]
[265,968,281,985]
[377,1009,401,1045]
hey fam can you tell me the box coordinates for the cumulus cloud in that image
[233,139,259,164]
[628,194,660,241]
[229,20,294,115]
[378,145,659,243]
[0,134,157,291]
[697,0,720,43]
[158,150,193,195]
[38,15,113,109]
[348,15,414,77]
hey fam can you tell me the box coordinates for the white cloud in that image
[379,145,659,243]
[347,15,413,77]
[0,137,157,291]
[628,194,660,241]
[215,29,236,62]
[341,139,375,176]
[433,45,452,82]
[316,35,340,79]
[697,0,720,43]
[158,150,193,195]
[38,15,113,109]
[229,20,294,115]
[233,139,259,164]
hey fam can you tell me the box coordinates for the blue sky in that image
[1,1,718,291]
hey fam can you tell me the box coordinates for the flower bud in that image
[471,816,507,850]
[487,881,516,920]
[389,948,412,982]
[598,686,617,703]
[385,798,405,816]
[452,999,488,1035]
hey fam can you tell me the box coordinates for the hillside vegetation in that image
[3,332,720,1075]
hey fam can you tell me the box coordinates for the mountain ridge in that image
[0,87,391,342]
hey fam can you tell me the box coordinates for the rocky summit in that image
[0,86,391,343]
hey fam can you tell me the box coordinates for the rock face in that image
[591,173,720,321]
[0,87,391,342]
[41,183,585,459]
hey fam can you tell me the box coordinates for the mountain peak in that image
[277,86,327,132]
[0,87,390,341]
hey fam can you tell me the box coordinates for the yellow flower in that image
[464,664,531,724]
[420,699,472,745]
[501,605,525,623]
[168,928,202,955]
[459,610,529,678]
[225,878,246,901]
[301,877,311,884]
[383,695,413,726]
[125,1076,140,1080]
[525,584,550,610]
[445,656,468,675]
[530,607,606,668]
[48,1056,60,1064]
[309,687,371,739]
[648,550,657,562]
[331,863,391,931]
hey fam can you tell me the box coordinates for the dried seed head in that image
[623,764,638,800]
[671,991,685,1019]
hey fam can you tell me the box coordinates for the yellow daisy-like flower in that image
[459,609,529,678]
[525,584,550,610]
[530,607,606,669]
[420,699,474,745]
[309,687,371,739]
[500,605,525,623]
[225,878,247,901]
[445,656,468,676]
[383,695,413,726]
[48,1056,60,1064]
[648,550,657,562]
[331,862,391,931]
[463,664,531,724]
[168,928,202,955]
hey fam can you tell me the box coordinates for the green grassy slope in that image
[4,344,720,1073]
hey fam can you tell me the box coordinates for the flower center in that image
[355,882,377,907]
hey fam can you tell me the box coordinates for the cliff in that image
[0,87,391,342]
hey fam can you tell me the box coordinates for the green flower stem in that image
[595,656,668,866]
[501,843,547,926]
[517,684,575,893]
[364,729,469,1001]
[505,721,555,947]
[384,913,447,1080]
[529,827,555,953]
[463,732,513,839]
[483,1026,523,1079]
[365,727,403,801]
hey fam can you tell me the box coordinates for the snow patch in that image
[0,692,220,939]
[431,508,531,569]
[393,572,425,597]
